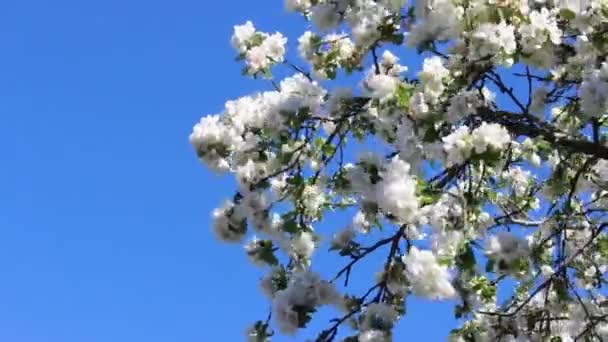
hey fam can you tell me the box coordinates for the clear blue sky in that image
[0,1,456,340]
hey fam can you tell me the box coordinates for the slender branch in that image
[331,236,394,283]
[479,223,607,317]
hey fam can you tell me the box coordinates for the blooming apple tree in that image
[190,0,608,340]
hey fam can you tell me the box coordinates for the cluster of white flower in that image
[446,88,494,122]
[502,166,532,197]
[485,231,529,267]
[395,119,426,167]
[284,0,312,12]
[361,51,408,101]
[361,73,400,100]
[358,303,398,342]
[231,21,287,75]
[472,122,512,153]
[402,247,456,299]
[442,123,511,166]
[518,8,562,68]
[193,0,608,339]
[298,31,356,79]
[300,184,327,219]
[418,56,449,98]
[310,2,343,31]
[272,271,342,334]
[348,154,381,196]
[358,329,390,342]
[379,50,407,75]
[459,290,608,340]
[469,22,517,66]
[409,56,450,118]
[288,0,396,48]
[287,231,316,264]
[593,159,608,183]
[530,86,549,116]
[419,193,468,259]
[441,126,473,166]
[580,61,608,117]
[212,200,248,243]
[244,236,273,266]
[189,115,242,171]
[375,158,420,224]
[331,227,355,250]
[190,73,325,174]
[408,0,462,47]
[347,0,387,48]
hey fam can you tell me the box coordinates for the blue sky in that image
[0,1,456,340]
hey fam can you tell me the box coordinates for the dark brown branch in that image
[478,109,608,160]
[479,223,607,317]
[331,236,394,283]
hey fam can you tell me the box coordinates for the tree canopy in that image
[190,0,608,340]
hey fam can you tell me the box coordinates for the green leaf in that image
[395,83,414,110]
[259,243,279,266]
[560,8,576,20]
[387,33,405,45]
[281,211,296,221]
[456,244,476,270]
[283,220,300,234]
[598,236,608,259]
[322,143,336,157]
[294,306,315,328]
[422,124,440,143]
[313,137,324,149]
[279,151,293,164]
[287,174,303,186]
[454,304,465,319]
[249,33,265,47]
[554,277,570,302]
[485,259,495,273]
[326,68,337,80]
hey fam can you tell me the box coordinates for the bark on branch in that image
[478,109,608,159]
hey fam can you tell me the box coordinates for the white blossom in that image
[470,22,516,65]
[311,3,341,31]
[231,21,256,53]
[192,1,608,339]
[331,227,355,249]
[290,231,316,262]
[375,158,419,224]
[447,88,494,121]
[272,271,342,334]
[518,8,562,68]
[471,122,511,154]
[360,303,398,331]
[502,166,532,197]
[402,247,456,299]
[485,231,529,265]
[408,0,462,46]
[361,74,399,99]
[348,1,386,47]
[285,0,312,12]
[358,329,389,342]
[418,56,449,98]
[211,200,247,243]
[297,31,317,61]
[231,21,287,75]
[580,62,608,117]
[190,115,241,171]
[442,125,472,167]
